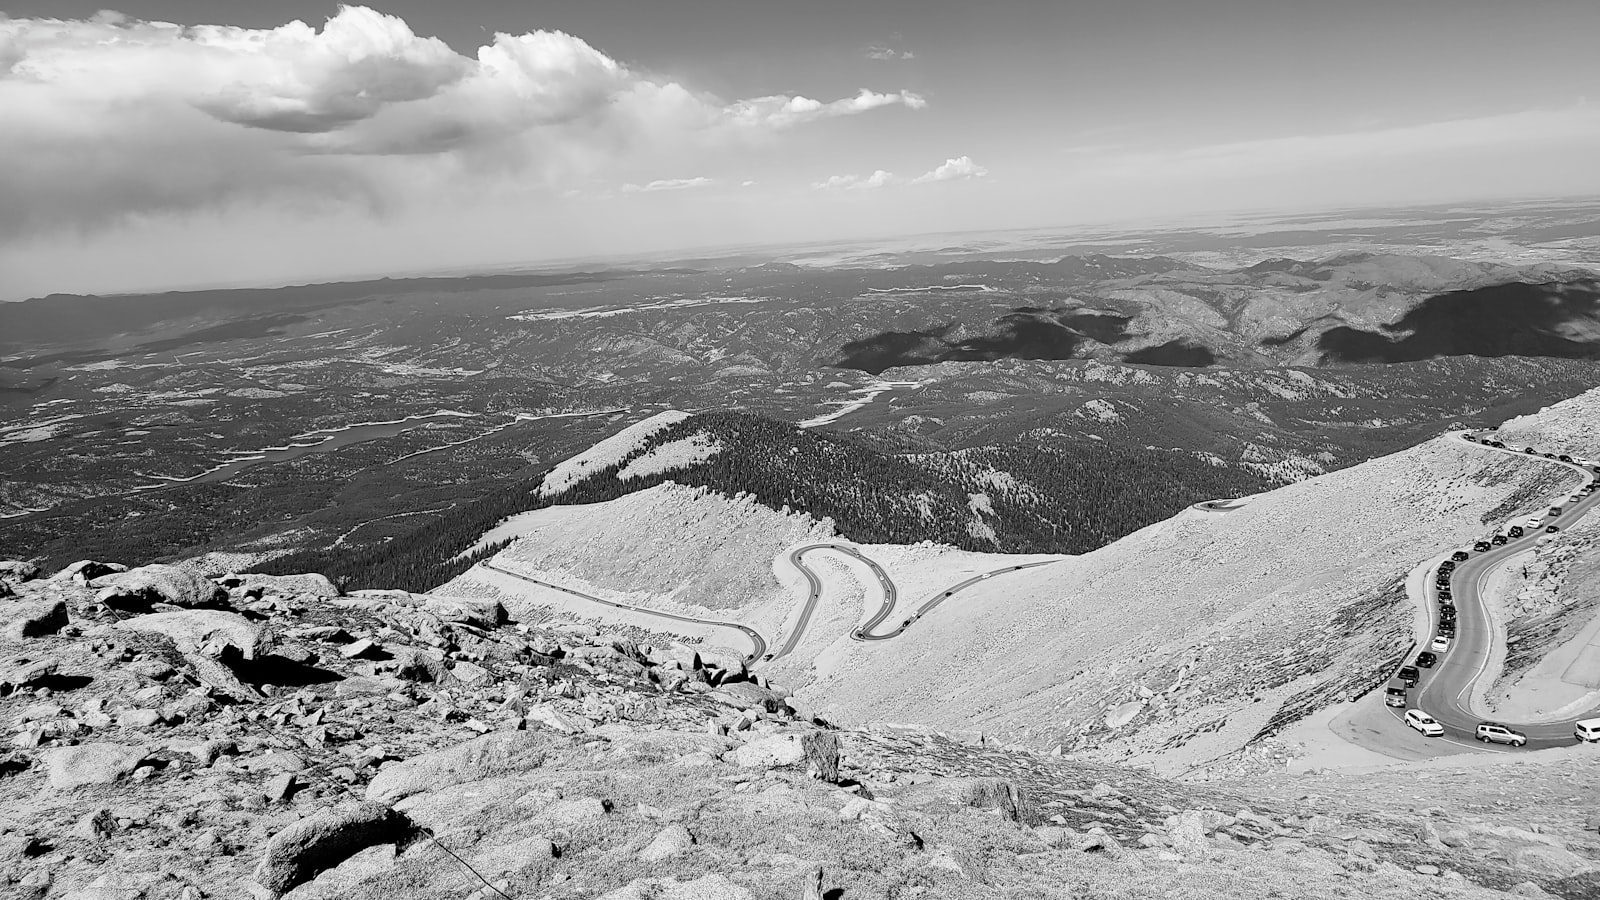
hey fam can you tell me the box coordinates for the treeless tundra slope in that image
[787,389,1600,773]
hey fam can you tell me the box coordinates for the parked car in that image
[1439,621,1457,638]
[1474,541,1492,552]
[1451,551,1470,562]
[1405,710,1445,737]
[1475,722,1527,747]
[1416,651,1437,668]
[1559,454,1574,463]
[1398,665,1420,686]
[1431,634,1452,652]
[1576,718,1600,743]
[1492,535,1508,546]
[1524,448,1537,454]
[1440,606,1456,622]
[1548,525,1561,533]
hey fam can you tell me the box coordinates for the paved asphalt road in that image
[780,545,892,659]
[485,547,1057,667]
[1399,432,1600,749]
[1191,497,1254,513]
[479,562,769,663]
[783,544,1058,648]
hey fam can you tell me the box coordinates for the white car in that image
[1431,635,1451,653]
[1475,722,1527,747]
[1404,709,1444,737]
[1575,718,1600,743]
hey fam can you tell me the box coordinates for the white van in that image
[1576,718,1600,743]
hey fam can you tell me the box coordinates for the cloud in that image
[813,169,898,191]
[0,7,926,239]
[621,177,713,193]
[911,156,989,184]
[815,156,987,191]
[724,89,925,129]
[864,43,915,61]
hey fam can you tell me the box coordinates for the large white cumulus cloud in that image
[0,6,924,239]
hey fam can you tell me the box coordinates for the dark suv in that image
[1398,665,1421,686]
[1415,652,1437,668]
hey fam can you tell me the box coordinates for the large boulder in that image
[1165,809,1236,857]
[392,775,540,830]
[113,609,273,660]
[0,560,40,587]
[638,823,694,862]
[40,743,147,790]
[222,572,341,601]
[726,731,838,781]
[1,598,67,641]
[53,560,127,583]
[422,596,506,629]
[253,801,411,897]
[726,735,805,769]
[91,564,225,609]
[366,730,557,804]
[896,777,1038,825]
[381,647,448,684]
[1501,843,1595,878]
[466,834,556,882]
[709,681,780,711]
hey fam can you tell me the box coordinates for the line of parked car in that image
[1381,431,1600,747]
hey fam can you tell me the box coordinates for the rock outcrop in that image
[91,564,226,609]
[0,556,1594,899]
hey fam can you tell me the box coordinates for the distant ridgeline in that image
[266,412,1269,592]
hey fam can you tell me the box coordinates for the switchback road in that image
[478,562,769,663]
[1396,432,1600,749]
[780,543,1059,654]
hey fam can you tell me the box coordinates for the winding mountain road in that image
[1394,431,1600,749]
[1190,497,1255,513]
[475,427,1600,742]
[778,544,1059,656]
[482,548,1059,667]
[478,562,769,663]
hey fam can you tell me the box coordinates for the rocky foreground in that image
[2,559,1598,899]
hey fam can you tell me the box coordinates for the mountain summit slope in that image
[2,556,1596,898]
[785,388,1600,768]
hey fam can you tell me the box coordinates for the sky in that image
[2,0,1599,300]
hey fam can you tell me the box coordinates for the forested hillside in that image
[265,412,1270,591]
